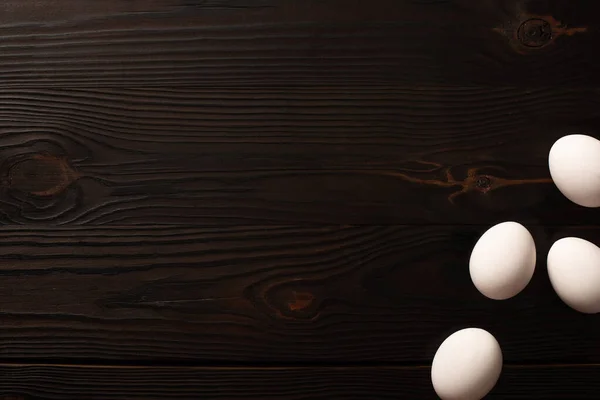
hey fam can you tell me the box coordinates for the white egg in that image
[548,134,600,207]
[431,328,503,400]
[469,222,536,300]
[547,237,600,313]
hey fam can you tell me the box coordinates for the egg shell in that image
[548,134,600,208]
[469,222,536,300]
[431,328,503,400]
[547,237,600,314]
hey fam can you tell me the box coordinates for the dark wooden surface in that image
[0,364,597,400]
[2,87,600,225]
[0,0,599,87]
[2,0,600,398]
[0,224,598,364]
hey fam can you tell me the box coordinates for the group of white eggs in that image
[431,134,600,400]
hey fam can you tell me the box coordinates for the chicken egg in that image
[431,328,503,400]
[469,222,536,300]
[548,134,600,207]
[547,237,600,313]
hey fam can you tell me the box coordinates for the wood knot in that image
[6,154,79,196]
[475,175,492,191]
[517,18,552,47]
[495,15,587,53]
[288,291,315,312]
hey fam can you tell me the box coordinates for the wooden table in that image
[1,0,599,398]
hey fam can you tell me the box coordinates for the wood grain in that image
[0,224,598,363]
[0,0,599,86]
[0,87,599,225]
[0,364,599,399]
[2,1,599,396]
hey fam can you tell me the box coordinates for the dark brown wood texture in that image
[2,0,600,398]
[0,364,597,400]
[0,0,599,87]
[1,87,600,225]
[0,224,597,364]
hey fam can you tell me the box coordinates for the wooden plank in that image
[0,224,598,363]
[1,86,600,225]
[0,364,598,399]
[0,0,599,86]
